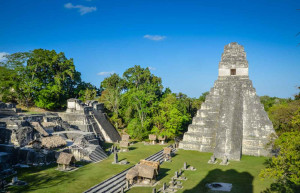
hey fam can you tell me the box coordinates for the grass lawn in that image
[8,143,273,193]
[7,143,167,193]
[128,149,273,193]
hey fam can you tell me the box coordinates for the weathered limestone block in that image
[179,42,275,160]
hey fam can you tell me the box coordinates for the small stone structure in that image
[120,141,129,152]
[57,152,76,171]
[121,134,130,142]
[119,134,130,152]
[208,154,217,164]
[149,135,157,144]
[179,42,276,161]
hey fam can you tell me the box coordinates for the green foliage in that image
[260,131,300,193]
[99,73,125,129]
[77,82,99,102]
[99,65,201,140]
[260,95,290,112]
[121,66,163,138]
[0,49,98,110]
[0,52,32,105]
[268,100,300,135]
[152,94,190,138]
[199,91,209,103]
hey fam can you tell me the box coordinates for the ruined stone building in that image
[0,99,118,177]
[59,99,121,143]
[179,42,275,160]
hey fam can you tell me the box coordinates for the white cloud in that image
[64,3,97,15]
[0,52,9,62]
[143,34,166,41]
[97,71,114,76]
[148,67,156,71]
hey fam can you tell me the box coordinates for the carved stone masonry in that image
[179,42,275,161]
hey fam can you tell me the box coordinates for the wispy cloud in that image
[97,71,114,76]
[148,67,156,71]
[143,35,166,41]
[0,52,9,62]
[64,3,97,15]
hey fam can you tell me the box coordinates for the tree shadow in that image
[183,169,254,193]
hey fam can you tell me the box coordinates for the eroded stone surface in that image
[179,42,275,160]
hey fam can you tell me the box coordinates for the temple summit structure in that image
[179,42,275,161]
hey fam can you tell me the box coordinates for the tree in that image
[99,73,125,129]
[121,65,163,139]
[268,100,300,135]
[25,49,78,109]
[77,82,99,102]
[260,131,300,193]
[199,91,209,103]
[152,94,190,138]
[260,95,290,112]
[0,52,34,106]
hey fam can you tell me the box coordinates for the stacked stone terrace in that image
[179,42,275,160]
[59,99,121,143]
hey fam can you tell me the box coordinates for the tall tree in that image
[25,49,77,109]
[260,131,300,193]
[99,73,125,129]
[122,65,163,139]
[0,52,32,106]
[152,94,190,138]
[268,100,300,135]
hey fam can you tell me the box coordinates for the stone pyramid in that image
[179,42,275,161]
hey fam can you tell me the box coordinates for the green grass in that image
[8,143,167,193]
[127,149,273,193]
[8,144,273,193]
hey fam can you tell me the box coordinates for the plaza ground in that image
[8,142,273,193]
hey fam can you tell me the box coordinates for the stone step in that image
[183,133,214,144]
[187,124,216,133]
[179,141,200,150]
[192,117,217,125]
[90,151,107,158]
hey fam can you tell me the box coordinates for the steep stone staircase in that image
[88,145,108,162]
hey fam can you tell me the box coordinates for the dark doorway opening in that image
[231,69,236,75]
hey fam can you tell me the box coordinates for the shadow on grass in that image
[128,147,137,151]
[7,164,75,192]
[157,168,170,181]
[183,169,254,193]
[101,142,114,152]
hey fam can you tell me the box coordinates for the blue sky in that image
[0,0,299,98]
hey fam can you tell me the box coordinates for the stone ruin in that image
[59,99,121,143]
[0,102,21,119]
[0,99,122,178]
[179,42,276,161]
